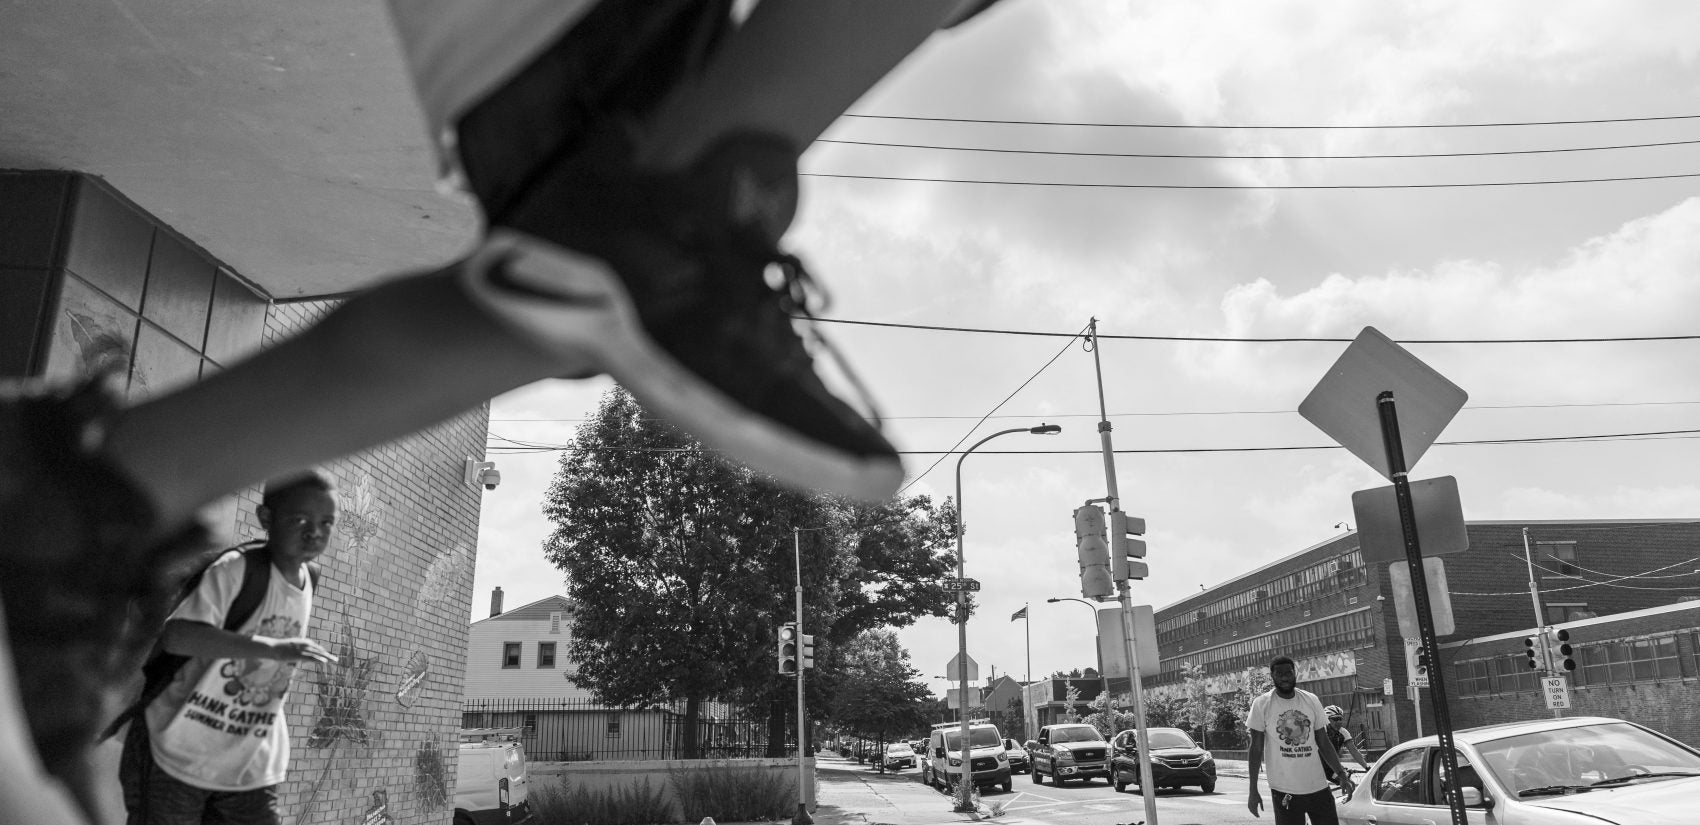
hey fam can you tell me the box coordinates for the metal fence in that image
[461,698,790,761]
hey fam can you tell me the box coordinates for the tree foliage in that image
[541,388,958,752]
[828,630,931,771]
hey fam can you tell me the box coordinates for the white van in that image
[455,728,535,825]
[922,720,1012,793]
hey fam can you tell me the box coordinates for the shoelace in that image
[769,254,887,431]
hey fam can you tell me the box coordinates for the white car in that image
[883,742,916,770]
[1339,716,1700,825]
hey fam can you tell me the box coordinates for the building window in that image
[1537,541,1578,576]
[1579,636,1681,685]
[502,642,521,668]
[1544,603,1591,624]
[537,642,556,669]
[1490,654,1535,694]
[1455,659,1491,697]
[550,611,562,633]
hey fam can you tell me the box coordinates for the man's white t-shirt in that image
[144,552,314,791]
[1247,687,1330,795]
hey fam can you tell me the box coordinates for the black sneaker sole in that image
[461,231,903,501]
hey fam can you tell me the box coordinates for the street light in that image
[1045,597,1113,722]
[951,423,1060,813]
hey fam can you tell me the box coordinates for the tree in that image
[542,388,958,756]
[829,630,931,773]
[544,389,830,756]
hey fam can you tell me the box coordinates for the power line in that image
[802,169,1700,190]
[841,112,1700,130]
[897,322,1089,494]
[815,136,1700,161]
[809,316,1700,343]
[486,427,1700,456]
[489,399,1700,425]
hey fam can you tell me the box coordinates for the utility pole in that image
[791,528,812,825]
[1085,317,1159,825]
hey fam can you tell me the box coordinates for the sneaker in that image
[470,129,903,501]
[0,377,207,816]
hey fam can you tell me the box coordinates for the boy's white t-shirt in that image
[1247,687,1331,795]
[145,552,314,791]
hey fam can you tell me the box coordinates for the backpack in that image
[99,540,320,741]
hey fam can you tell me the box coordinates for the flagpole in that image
[1023,602,1032,739]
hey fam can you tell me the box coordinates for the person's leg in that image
[102,244,605,531]
[634,0,985,169]
[135,763,216,825]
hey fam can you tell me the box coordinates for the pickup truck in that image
[1026,723,1110,785]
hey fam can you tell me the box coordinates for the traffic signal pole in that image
[1085,318,1159,825]
[1377,392,1467,825]
[1522,527,1563,719]
[792,529,812,825]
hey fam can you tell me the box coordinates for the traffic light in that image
[1109,512,1149,582]
[1414,647,1431,679]
[1548,628,1576,672]
[800,633,816,670]
[777,623,799,675]
[1074,506,1113,600]
[1523,635,1544,670]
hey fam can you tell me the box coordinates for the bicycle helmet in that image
[1323,705,1345,719]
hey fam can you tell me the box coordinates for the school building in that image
[1140,519,1700,751]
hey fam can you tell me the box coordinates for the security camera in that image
[463,458,500,491]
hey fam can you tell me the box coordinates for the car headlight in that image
[948,757,962,767]
[1055,751,1074,763]
[996,752,1008,763]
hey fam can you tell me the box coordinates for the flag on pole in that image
[1011,606,1028,622]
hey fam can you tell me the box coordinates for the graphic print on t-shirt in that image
[1276,709,1315,755]
[218,615,303,707]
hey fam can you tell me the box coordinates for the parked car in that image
[1027,723,1111,785]
[883,742,916,771]
[1110,727,1216,794]
[1002,738,1031,774]
[923,721,1013,793]
[1340,716,1700,825]
[455,728,535,825]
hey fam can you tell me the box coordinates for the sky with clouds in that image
[469,0,1700,697]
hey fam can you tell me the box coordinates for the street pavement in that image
[810,752,1273,825]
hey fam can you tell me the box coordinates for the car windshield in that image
[1474,721,1700,796]
[1148,731,1195,749]
[1050,726,1105,744]
[942,728,1003,749]
[887,744,912,754]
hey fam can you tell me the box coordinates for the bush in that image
[530,777,676,825]
[670,765,795,823]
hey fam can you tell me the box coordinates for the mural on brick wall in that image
[297,472,388,823]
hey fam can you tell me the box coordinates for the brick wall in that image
[0,172,486,824]
[263,300,487,824]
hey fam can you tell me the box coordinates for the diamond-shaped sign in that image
[1299,327,1467,479]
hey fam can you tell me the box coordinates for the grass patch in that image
[530,776,676,825]
[670,764,795,823]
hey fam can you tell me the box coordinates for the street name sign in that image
[942,578,981,592]
[1352,476,1470,564]
[1299,327,1468,480]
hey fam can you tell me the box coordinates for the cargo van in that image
[922,720,1012,793]
[455,728,535,825]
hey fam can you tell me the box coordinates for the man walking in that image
[1247,656,1353,823]
[121,473,338,825]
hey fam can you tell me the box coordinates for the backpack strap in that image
[99,542,272,741]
